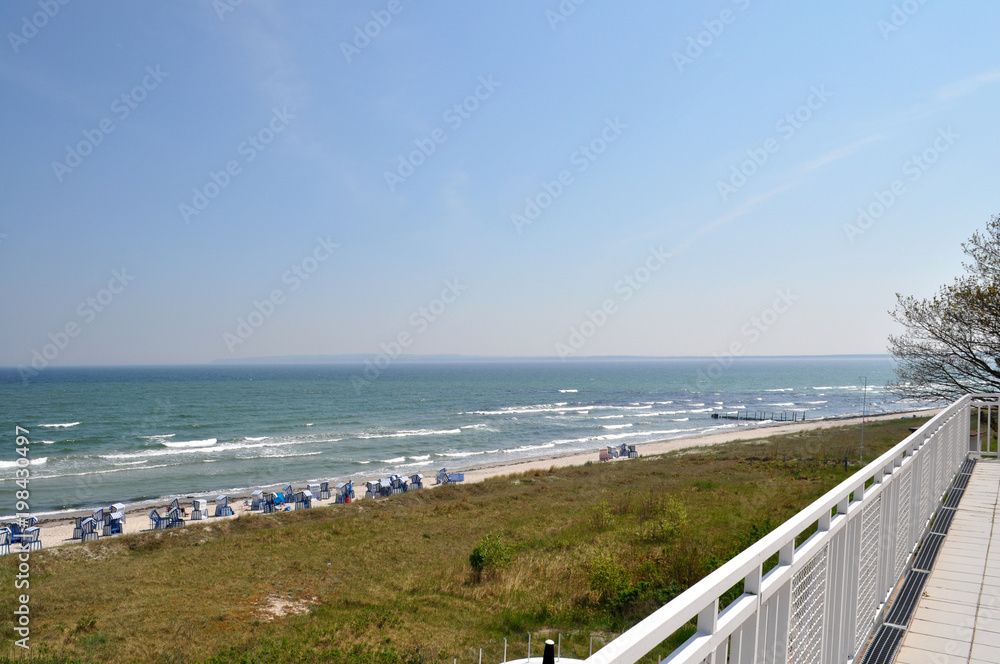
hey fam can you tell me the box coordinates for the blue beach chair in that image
[82,517,101,541]
[262,492,278,514]
[20,527,41,551]
[149,509,167,530]
[319,482,331,501]
[110,503,126,524]
[0,528,11,555]
[103,511,124,536]
[410,474,424,489]
[215,495,234,517]
[365,481,378,500]
[191,500,208,520]
[295,490,313,510]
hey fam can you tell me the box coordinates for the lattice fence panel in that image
[894,467,912,580]
[855,494,882,654]
[788,544,828,664]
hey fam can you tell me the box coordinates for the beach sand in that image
[33,409,939,550]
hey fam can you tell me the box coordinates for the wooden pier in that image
[711,410,806,422]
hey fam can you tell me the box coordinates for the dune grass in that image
[0,416,928,663]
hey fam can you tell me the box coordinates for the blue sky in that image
[1,0,998,367]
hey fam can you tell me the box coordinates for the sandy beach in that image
[30,409,939,550]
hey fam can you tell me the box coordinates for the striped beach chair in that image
[166,507,184,528]
[410,474,424,489]
[318,482,331,501]
[262,492,278,514]
[294,490,313,510]
[215,495,234,517]
[282,484,294,500]
[82,517,101,541]
[20,527,41,552]
[72,516,84,539]
[191,499,208,520]
[379,478,392,497]
[110,503,126,524]
[149,509,168,530]
[365,481,378,500]
[103,511,124,536]
[0,528,11,555]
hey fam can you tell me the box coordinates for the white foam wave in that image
[559,389,578,393]
[358,428,462,439]
[603,424,633,430]
[763,388,793,392]
[162,438,217,448]
[244,436,268,441]
[805,401,827,405]
[39,422,80,428]
[39,440,55,444]
[410,455,430,460]
[436,449,498,458]
[812,386,833,390]
[140,434,175,440]
[382,456,406,463]
[672,418,690,422]
[769,403,795,407]
[505,443,556,453]
[598,414,625,419]
[460,423,488,430]
[35,463,176,480]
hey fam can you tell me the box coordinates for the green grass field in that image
[0,416,928,663]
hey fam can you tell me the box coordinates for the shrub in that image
[469,532,512,581]
[588,555,630,605]
[634,496,688,543]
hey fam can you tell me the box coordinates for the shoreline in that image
[31,408,939,549]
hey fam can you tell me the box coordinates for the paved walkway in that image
[895,461,1000,664]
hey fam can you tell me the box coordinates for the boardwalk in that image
[896,461,1000,664]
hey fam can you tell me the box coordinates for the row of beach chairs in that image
[365,473,427,499]
[436,467,465,484]
[0,517,41,555]
[68,467,471,544]
[599,443,639,462]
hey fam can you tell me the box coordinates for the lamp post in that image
[860,376,868,465]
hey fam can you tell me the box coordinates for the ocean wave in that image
[410,454,430,461]
[436,449,498,458]
[805,401,827,405]
[460,423,488,430]
[672,417,690,422]
[162,438,218,448]
[763,388,793,392]
[305,423,314,427]
[382,456,406,463]
[111,460,149,466]
[769,403,796,407]
[559,389,578,393]
[812,386,833,390]
[358,428,462,439]
[0,458,47,468]
[39,440,55,444]
[243,436,268,441]
[102,437,320,461]
[140,434,175,440]
[598,415,626,419]
[505,442,556,453]
[237,451,322,460]
[39,422,80,428]
[602,424,633,430]
[32,463,176,480]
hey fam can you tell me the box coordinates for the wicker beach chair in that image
[103,512,124,536]
[262,492,278,514]
[318,482,331,501]
[149,509,165,530]
[82,517,101,541]
[294,490,313,510]
[72,516,84,539]
[191,499,208,520]
[437,467,449,484]
[410,474,424,489]
[282,484,294,500]
[166,507,184,528]
[110,503,126,524]
[215,495,234,517]
[20,527,42,552]
[0,528,11,556]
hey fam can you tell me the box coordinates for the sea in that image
[0,356,925,516]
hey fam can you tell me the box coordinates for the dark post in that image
[542,640,555,664]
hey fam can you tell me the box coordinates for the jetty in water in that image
[711,410,807,422]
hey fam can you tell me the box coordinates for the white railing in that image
[587,394,991,664]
